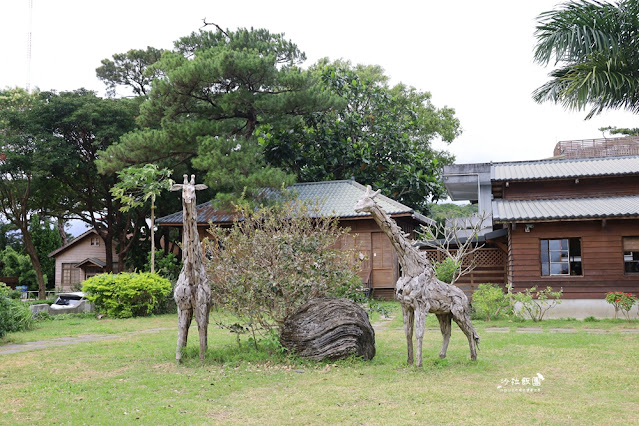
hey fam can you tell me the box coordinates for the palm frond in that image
[533,53,639,118]
[534,0,622,65]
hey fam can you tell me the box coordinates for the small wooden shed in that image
[48,229,119,291]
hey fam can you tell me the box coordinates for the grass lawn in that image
[1,303,638,424]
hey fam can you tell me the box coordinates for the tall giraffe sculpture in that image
[171,174,211,362]
[354,185,479,367]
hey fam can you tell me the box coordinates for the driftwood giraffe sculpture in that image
[171,174,211,362]
[354,185,479,366]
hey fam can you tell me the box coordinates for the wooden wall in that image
[339,216,420,300]
[499,176,639,200]
[509,219,639,298]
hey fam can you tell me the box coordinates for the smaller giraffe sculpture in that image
[354,185,479,366]
[171,174,211,362]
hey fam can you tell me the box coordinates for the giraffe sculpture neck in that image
[367,203,431,278]
[182,201,201,283]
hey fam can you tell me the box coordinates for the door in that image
[371,232,397,289]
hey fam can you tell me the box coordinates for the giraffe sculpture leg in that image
[437,314,452,359]
[402,304,415,365]
[452,306,479,361]
[176,303,193,362]
[195,280,211,361]
[414,304,428,367]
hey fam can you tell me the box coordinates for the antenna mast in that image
[26,0,33,92]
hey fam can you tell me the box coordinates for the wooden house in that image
[444,149,639,317]
[156,180,431,299]
[48,229,119,292]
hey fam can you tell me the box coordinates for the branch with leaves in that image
[110,164,174,274]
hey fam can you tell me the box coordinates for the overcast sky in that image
[1,0,637,166]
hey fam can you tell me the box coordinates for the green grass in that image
[1,304,639,424]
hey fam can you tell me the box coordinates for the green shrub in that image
[509,284,563,322]
[206,201,362,335]
[82,272,172,318]
[605,291,637,320]
[434,257,461,284]
[0,283,34,338]
[471,283,509,321]
[146,250,182,283]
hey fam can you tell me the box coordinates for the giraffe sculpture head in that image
[170,174,208,204]
[354,185,382,213]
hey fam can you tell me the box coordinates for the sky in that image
[1,0,638,166]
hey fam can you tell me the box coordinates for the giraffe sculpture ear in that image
[170,184,183,192]
[364,185,381,199]
[194,184,208,191]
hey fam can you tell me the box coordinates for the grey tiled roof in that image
[155,203,238,225]
[156,180,428,225]
[492,156,639,181]
[289,180,416,218]
[493,195,639,222]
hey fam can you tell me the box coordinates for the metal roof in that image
[493,195,639,222]
[492,156,639,181]
[156,180,430,225]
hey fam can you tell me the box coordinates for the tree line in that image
[0,26,461,298]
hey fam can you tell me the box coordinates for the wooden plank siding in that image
[335,217,422,300]
[499,176,639,201]
[509,219,639,298]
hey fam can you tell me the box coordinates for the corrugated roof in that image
[492,156,639,181]
[493,195,639,222]
[156,180,426,225]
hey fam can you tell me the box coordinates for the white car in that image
[50,292,88,311]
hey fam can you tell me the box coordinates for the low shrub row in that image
[471,283,563,322]
[82,272,172,318]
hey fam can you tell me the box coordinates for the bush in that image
[146,250,182,283]
[509,284,563,322]
[0,283,34,338]
[82,272,172,318]
[434,257,461,284]
[205,201,363,335]
[605,291,637,320]
[471,283,509,321]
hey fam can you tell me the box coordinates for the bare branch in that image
[418,212,491,284]
[201,18,230,38]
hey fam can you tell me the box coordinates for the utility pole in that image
[26,0,33,92]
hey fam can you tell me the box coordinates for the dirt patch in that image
[0,327,173,356]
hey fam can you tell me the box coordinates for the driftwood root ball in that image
[280,297,376,361]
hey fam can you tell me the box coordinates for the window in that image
[623,237,639,273]
[90,237,100,246]
[61,263,83,287]
[540,238,582,276]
